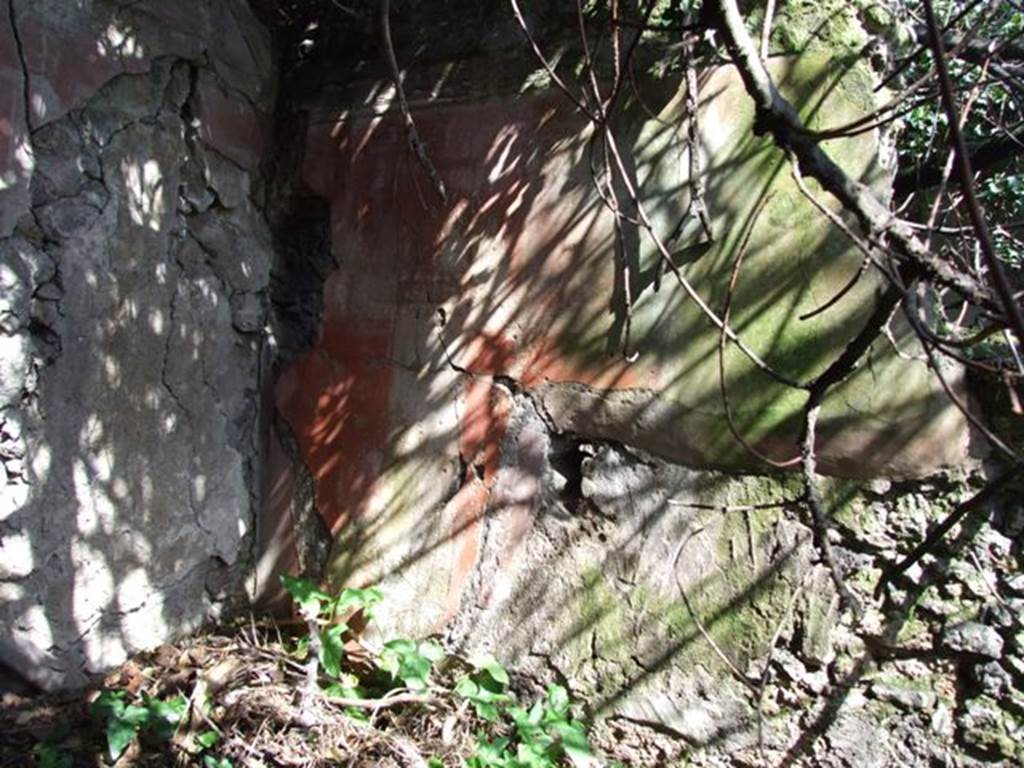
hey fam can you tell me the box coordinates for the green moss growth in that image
[772,0,870,60]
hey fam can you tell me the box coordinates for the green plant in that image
[196,730,219,750]
[31,742,72,768]
[323,671,371,722]
[88,690,187,761]
[280,575,382,624]
[464,685,595,768]
[276,578,602,767]
[202,756,234,768]
[379,638,445,690]
[454,654,512,722]
[279,575,383,680]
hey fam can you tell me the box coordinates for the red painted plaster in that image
[276,317,395,533]
[441,473,488,623]
[279,90,669,607]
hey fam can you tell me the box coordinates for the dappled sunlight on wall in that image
[0,0,275,690]
[269,44,974,742]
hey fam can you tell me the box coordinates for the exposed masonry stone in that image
[942,621,1005,660]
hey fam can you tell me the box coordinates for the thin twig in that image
[666,499,797,512]
[716,191,802,467]
[380,0,447,204]
[670,525,757,691]
[922,0,1024,346]
[759,0,775,60]
[757,571,810,759]
[324,692,439,710]
[800,404,862,617]
[508,0,596,119]
[709,0,995,309]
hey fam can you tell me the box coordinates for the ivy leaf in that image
[551,720,594,766]
[454,677,509,722]
[454,677,479,697]
[336,586,384,621]
[105,716,139,762]
[544,685,570,719]
[119,704,151,728]
[477,656,510,688]
[196,730,219,750]
[382,638,416,655]
[319,623,348,679]
[88,690,126,721]
[31,743,71,768]
[469,735,511,767]
[144,694,186,740]
[400,653,432,690]
[380,638,441,690]
[90,691,150,761]
[419,640,445,663]
[378,640,405,678]
[280,574,332,617]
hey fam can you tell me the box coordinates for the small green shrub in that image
[379,638,445,690]
[31,742,72,768]
[454,654,512,722]
[277,576,603,767]
[88,690,187,761]
[464,685,595,768]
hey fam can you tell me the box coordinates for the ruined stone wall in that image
[277,52,969,630]
[2,3,1021,762]
[268,16,1024,764]
[0,0,275,690]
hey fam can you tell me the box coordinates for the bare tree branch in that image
[707,0,996,310]
[920,0,1024,348]
[380,0,447,204]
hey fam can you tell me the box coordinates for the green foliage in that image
[277,579,602,766]
[896,1,1024,267]
[320,622,348,679]
[463,685,595,768]
[280,576,387,683]
[336,585,384,621]
[53,580,605,767]
[280,573,334,617]
[379,638,445,690]
[196,730,220,750]
[31,742,72,768]
[88,690,187,761]
[281,575,383,623]
[454,654,512,722]
[142,693,188,741]
[323,672,371,722]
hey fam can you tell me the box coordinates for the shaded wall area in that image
[0,0,276,690]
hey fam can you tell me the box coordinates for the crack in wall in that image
[7,0,30,133]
